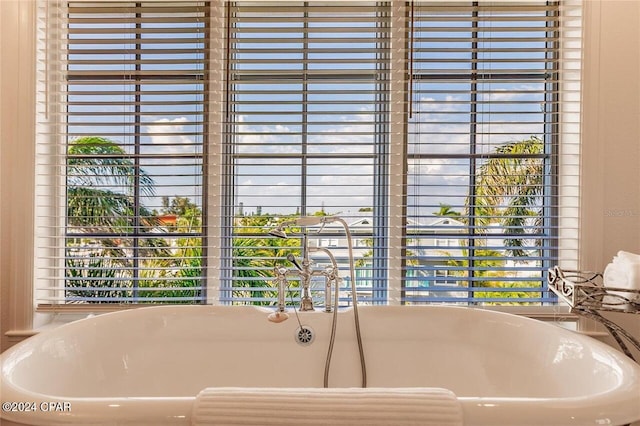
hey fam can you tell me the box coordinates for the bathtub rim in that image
[2,389,640,426]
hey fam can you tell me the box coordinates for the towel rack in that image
[548,266,640,362]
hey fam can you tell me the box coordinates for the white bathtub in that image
[1,305,639,426]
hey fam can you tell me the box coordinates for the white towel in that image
[617,250,640,263]
[191,387,463,426]
[603,251,640,306]
[603,262,630,307]
[616,251,640,299]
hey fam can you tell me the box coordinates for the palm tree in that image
[65,136,169,302]
[434,203,462,218]
[471,136,545,258]
[232,238,282,305]
[428,137,546,305]
[66,136,156,231]
[139,206,204,303]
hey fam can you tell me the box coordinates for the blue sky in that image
[66,2,551,220]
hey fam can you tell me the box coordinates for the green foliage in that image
[230,215,302,305]
[63,134,548,305]
[66,137,159,231]
[137,260,202,303]
[67,136,154,196]
[443,248,541,305]
[65,254,131,301]
[472,136,544,258]
[161,196,199,216]
[232,238,278,305]
[433,204,461,217]
[473,281,541,306]
[65,138,201,303]
[135,208,204,303]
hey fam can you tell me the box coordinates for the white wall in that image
[1,0,37,352]
[1,1,640,353]
[580,0,640,358]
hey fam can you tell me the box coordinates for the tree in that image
[65,136,169,302]
[138,205,204,303]
[161,196,199,216]
[231,215,301,305]
[442,248,541,305]
[66,136,157,231]
[472,136,544,258]
[433,203,461,218]
[436,136,547,305]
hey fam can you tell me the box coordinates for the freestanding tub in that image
[1,305,640,426]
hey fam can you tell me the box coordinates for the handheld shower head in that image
[267,215,337,239]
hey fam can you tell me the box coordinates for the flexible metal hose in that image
[323,275,340,388]
[323,218,366,388]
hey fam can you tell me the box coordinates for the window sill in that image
[36,303,156,314]
[5,329,39,339]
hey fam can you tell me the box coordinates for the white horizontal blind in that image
[222,2,391,306]
[35,1,209,306]
[34,1,581,308]
[223,1,580,307]
[402,1,581,304]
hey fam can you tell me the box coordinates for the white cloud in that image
[146,116,200,156]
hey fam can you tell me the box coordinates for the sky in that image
[66,2,552,221]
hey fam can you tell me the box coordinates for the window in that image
[222,2,390,306]
[402,1,581,305]
[35,1,580,308]
[36,2,208,306]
